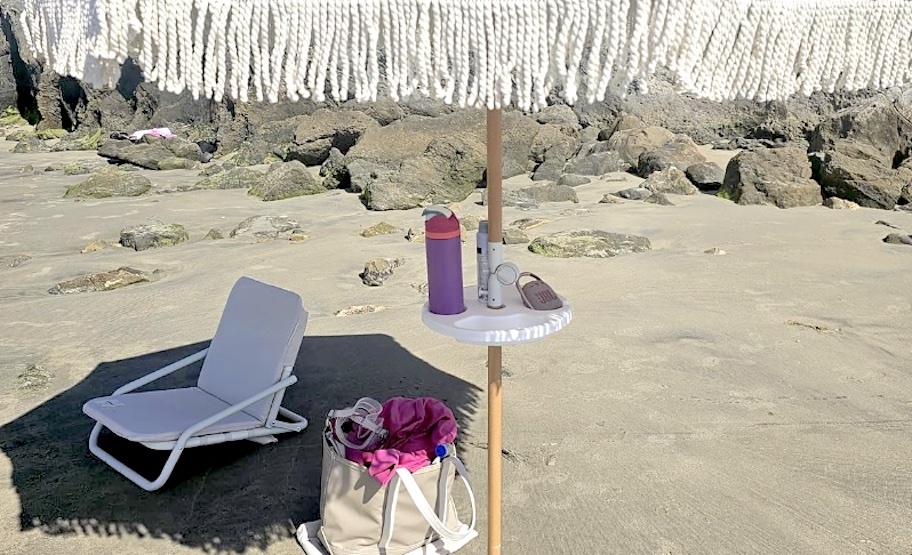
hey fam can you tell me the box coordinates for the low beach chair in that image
[83,276,309,491]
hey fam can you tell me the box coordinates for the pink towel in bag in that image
[345,397,457,486]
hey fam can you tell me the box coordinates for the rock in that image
[361,257,405,286]
[98,138,204,169]
[64,169,153,198]
[599,194,623,204]
[637,135,706,177]
[342,99,405,126]
[288,229,310,242]
[483,183,578,208]
[204,228,224,240]
[704,247,727,255]
[531,159,567,182]
[535,104,581,135]
[406,228,426,243]
[81,239,116,253]
[120,223,189,251]
[809,95,912,165]
[249,160,324,201]
[347,111,536,209]
[320,147,349,189]
[686,162,725,190]
[51,128,104,151]
[817,141,910,210]
[157,157,199,170]
[361,222,400,237]
[642,167,698,195]
[557,174,591,187]
[614,187,652,201]
[335,305,389,317]
[606,126,676,168]
[199,164,225,177]
[36,128,67,140]
[48,267,157,295]
[0,254,31,268]
[19,164,35,175]
[645,193,674,205]
[17,364,53,393]
[531,123,577,167]
[718,147,822,208]
[230,215,300,241]
[580,127,601,143]
[461,215,481,231]
[564,148,630,176]
[63,160,106,175]
[510,218,550,231]
[901,183,912,206]
[285,109,379,165]
[528,230,652,258]
[883,233,912,245]
[233,140,281,166]
[502,229,530,244]
[12,138,50,153]
[0,107,28,127]
[823,197,860,210]
[194,167,265,190]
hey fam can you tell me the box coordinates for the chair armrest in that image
[112,348,210,396]
[176,375,299,445]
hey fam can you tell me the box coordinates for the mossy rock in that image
[0,107,28,127]
[36,128,68,140]
[528,230,652,258]
[65,170,153,198]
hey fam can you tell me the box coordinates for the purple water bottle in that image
[423,207,466,315]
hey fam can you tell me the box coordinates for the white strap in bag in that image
[327,397,388,453]
[379,455,478,548]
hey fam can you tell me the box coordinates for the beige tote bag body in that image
[318,416,476,555]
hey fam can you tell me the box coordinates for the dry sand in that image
[0,140,911,555]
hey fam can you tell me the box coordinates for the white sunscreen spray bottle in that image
[476,220,490,302]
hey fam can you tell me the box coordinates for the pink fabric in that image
[344,397,457,486]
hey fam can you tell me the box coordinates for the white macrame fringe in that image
[16,0,912,109]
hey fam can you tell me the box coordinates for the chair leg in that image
[88,422,185,492]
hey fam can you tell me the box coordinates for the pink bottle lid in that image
[423,207,461,240]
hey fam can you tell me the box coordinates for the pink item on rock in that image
[344,397,458,486]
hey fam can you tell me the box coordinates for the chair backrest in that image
[197,277,308,422]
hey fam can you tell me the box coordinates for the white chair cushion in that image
[83,387,262,443]
[197,277,308,422]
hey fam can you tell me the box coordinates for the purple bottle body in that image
[424,208,466,315]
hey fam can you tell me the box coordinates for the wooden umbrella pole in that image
[486,108,504,555]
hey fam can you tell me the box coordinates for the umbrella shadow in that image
[0,334,482,553]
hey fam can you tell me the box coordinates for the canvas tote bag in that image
[317,413,476,555]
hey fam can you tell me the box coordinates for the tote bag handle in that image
[379,456,478,548]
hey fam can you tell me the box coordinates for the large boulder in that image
[809,94,912,165]
[817,140,911,210]
[249,161,325,201]
[607,126,676,168]
[718,147,822,208]
[686,162,725,190]
[637,135,706,177]
[530,124,579,181]
[345,112,490,210]
[563,142,631,175]
[64,169,153,198]
[282,109,379,166]
[97,137,204,170]
[641,167,698,195]
[194,167,265,190]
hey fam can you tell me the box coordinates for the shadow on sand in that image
[0,334,482,553]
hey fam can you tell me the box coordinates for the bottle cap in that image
[423,206,460,238]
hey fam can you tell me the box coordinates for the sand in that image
[1,139,911,555]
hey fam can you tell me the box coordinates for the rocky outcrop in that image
[98,137,205,170]
[120,223,189,251]
[816,140,910,210]
[719,147,822,208]
[48,267,159,295]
